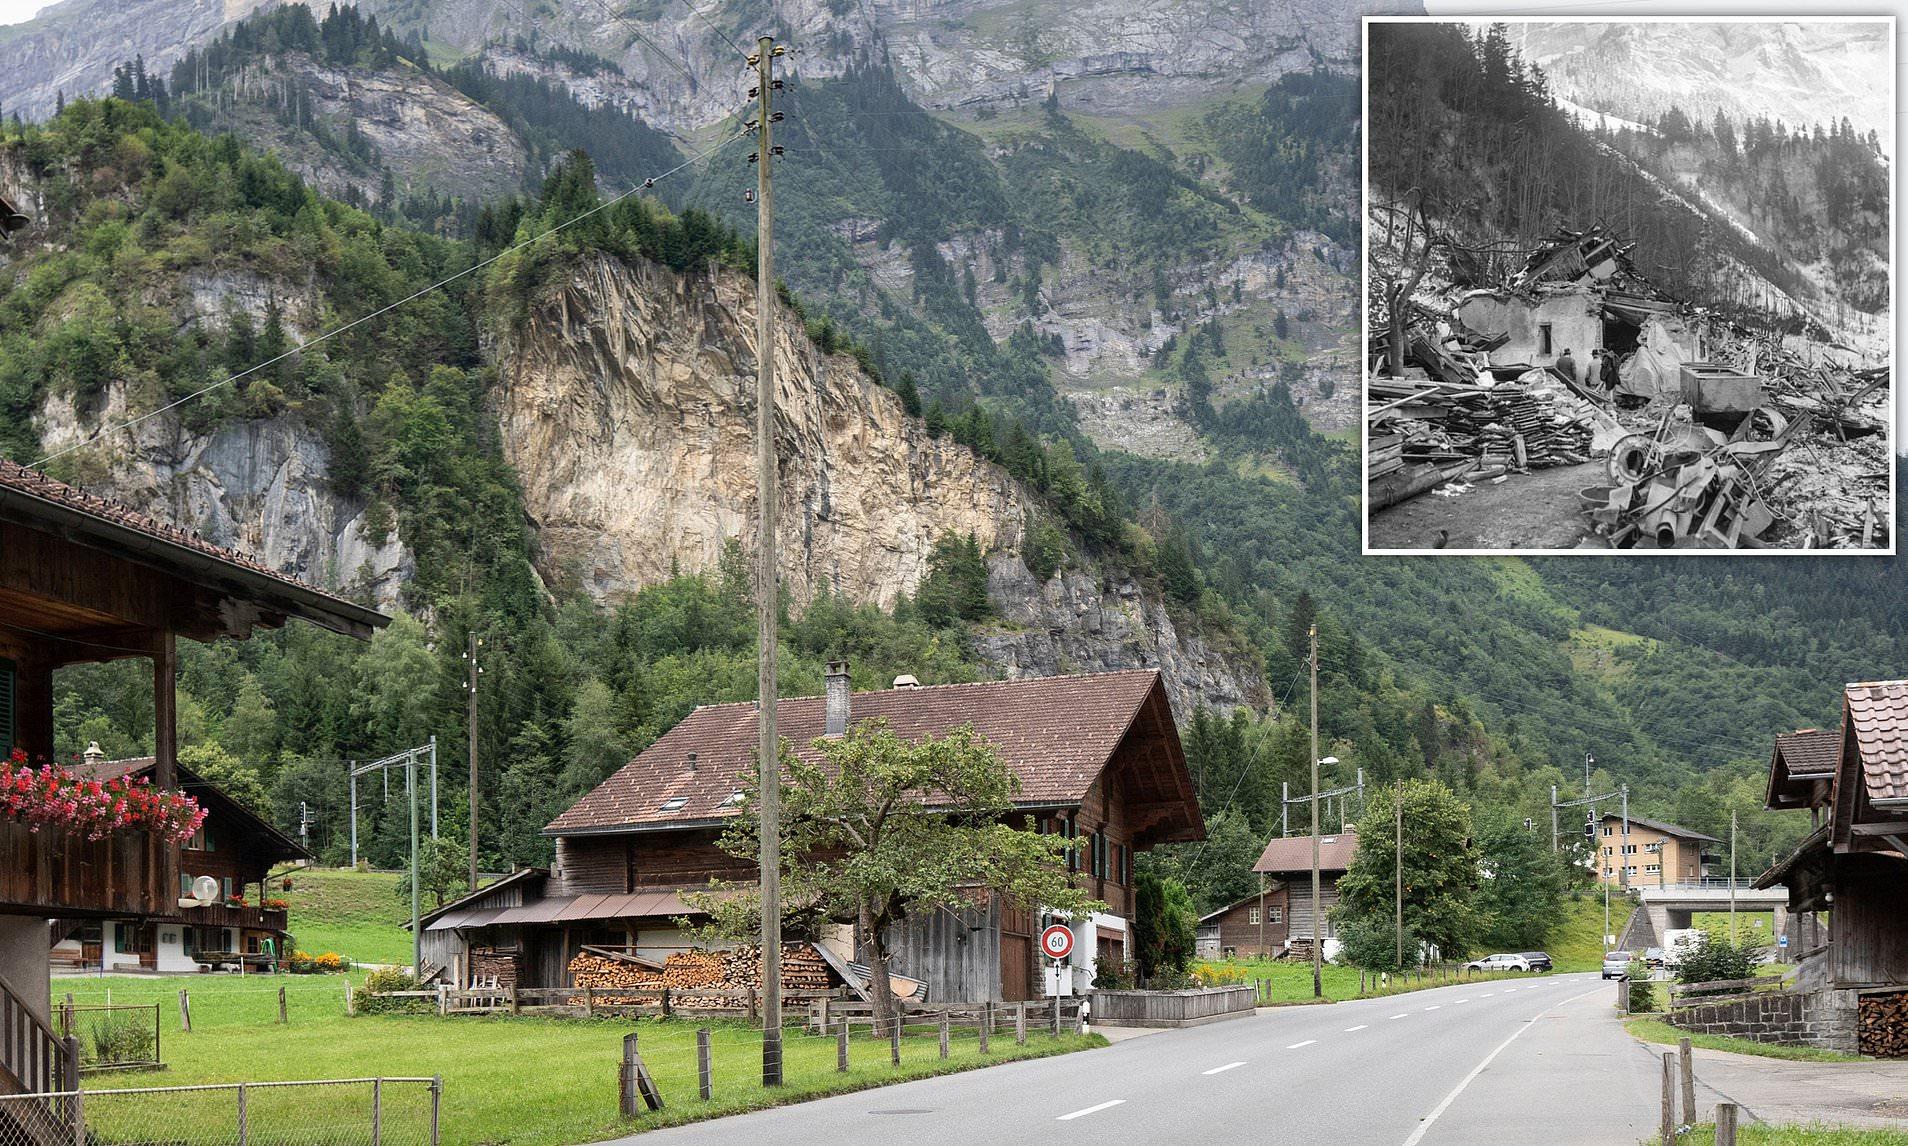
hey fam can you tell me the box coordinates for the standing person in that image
[1584,349,1601,390]
[1601,347,1620,394]
[1556,346,1578,385]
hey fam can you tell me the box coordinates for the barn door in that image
[999,907,1034,1001]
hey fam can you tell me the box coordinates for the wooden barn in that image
[1195,884,1288,959]
[0,457,383,1094]
[1253,831,1359,952]
[1757,682,1908,1054]
[423,666,1204,1002]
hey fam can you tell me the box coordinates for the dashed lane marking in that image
[1057,1100,1125,1121]
[1203,1062,1247,1075]
[1345,1025,1369,1032]
[1286,1039,1317,1049]
[1388,1013,1409,1020]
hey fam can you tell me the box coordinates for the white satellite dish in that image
[178,875,222,908]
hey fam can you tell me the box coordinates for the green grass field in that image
[65,974,1099,1144]
[1666,1125,1908,1145]
[279,868,413,966]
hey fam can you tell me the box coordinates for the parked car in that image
[1464,953,1533,972]
[1643,947,1668,969]
[1519,951,1554,972]
[1601,952,1631,980]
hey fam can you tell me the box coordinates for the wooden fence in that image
[1093,986,1254,1027]
[362,985,849,1021]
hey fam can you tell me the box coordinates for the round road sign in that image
[1040,924,1074,960]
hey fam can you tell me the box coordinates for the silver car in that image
[1601,952,1631,980]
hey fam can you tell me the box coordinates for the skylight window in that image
[725,791,745,806]
[658,797,688,813]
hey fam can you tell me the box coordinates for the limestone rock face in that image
[35,386,412,609]
[496,252,1269,714]
[495,252,1031,609]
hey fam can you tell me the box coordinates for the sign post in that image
[1041,924,1074,998]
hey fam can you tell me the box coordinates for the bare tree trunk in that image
[862,900,898,1034]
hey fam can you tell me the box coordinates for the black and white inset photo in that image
[1362,16,1894,554]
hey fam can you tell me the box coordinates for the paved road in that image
[616,973,1673,1145]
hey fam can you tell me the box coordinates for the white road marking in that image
[1286,1039,1317,1049]
[1344,1024,1369,1032]
[1424,1005,1441,1010]
[1203,1061,1247,1075]
[1057,1100,1125,1121]
[1388,1013,1409,1020]
[1399,985,1608,1146]
[1481,993,1495,998]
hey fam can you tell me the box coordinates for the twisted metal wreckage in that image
[1368,226,1890,549]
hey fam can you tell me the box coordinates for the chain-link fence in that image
[56,1004,162,1072]
[0,1077,439,1146]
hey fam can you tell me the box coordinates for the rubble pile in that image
[1368,222,1890,549]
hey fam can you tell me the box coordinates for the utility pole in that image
[751,33,785,1090]
[408,751,420,974]
[1729,809,1738,939]
[465,632,481,892]
[1620,783,1630,891]
[1394,781,1404,971]
[1309,622,1321,1000]
[1551,784,1559,853]
[348,761,358,868]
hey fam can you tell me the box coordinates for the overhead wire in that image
[28,130,748,471]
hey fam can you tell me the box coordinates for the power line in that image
[27,130,747,471]
[680,0,749,60]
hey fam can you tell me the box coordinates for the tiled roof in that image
[1598,812,1719,844]
[0,457,383,632]
[1846,680,1908,803]
[70,756,153,782]
[1774,728,1839,779]
[1254,831,1359,875]
[545,670,1169,835]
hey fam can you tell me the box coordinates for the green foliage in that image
[1131,871,1197,979]
[1203,69,1361,245]
[392,834,471,909]
[1337,913,1418,974]
[180,742,271,819]
[1676,933,1759,990]
[1336,780,1484,960]
[697,719,1102,1024]
[916,533,992,627]
[1628,974,1658,1014]
[1475,817,1572,950]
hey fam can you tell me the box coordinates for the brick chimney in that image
[824,661,851,737]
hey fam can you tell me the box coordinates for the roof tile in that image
[1254,832,1359,874]
[1846,680,1908,803]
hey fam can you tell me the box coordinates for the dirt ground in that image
[1368,462,1611,551]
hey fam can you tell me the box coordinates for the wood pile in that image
[1858,992,1908,1057]
[566,944,837,1008]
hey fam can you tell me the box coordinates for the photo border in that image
[1359,13,1898,557]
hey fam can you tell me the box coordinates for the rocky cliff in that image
[494,251,1267,714]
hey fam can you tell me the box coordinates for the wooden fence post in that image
[979,1003,990,1054]
[818,996,829,1034]
[696,1028,712,1101]
[277,986,287,1024]
[583,986,594,1019]
[1015,1002,1027,1046]
[620,1031,662,1115]
[1659,1052,1676,1144]
[939,1015,950,1060]
[889,1014,902,1066]
[509,983,520,1016]
[1678,1037,1696,1123]
[344,979,354,1016]
[837,1019,849,1073]
[179,988,191,1032]
[1715,1102,1739,1146]
[747,988,758,1027]
[371,1078,381,1146]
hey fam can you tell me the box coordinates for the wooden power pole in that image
[752,33,785,1090]
[1310,622,1322,1000]
[465,631,480,893]
[1395,781,1404,971]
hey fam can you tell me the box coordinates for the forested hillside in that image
[4,6,1899,915]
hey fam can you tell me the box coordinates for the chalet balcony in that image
[185,901,290,933]
[0,821,177,920]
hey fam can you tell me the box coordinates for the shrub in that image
[286,949,347,974]
[87,1012,156,1064]
[1628,964,1658,1014]
[357,966,434,1015]
[1091,955,1133,990]
[1676,934,1758,993]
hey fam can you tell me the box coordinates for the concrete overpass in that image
[1614,882,1815,951]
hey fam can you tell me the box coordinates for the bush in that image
[1091,955,1133,990]
[1628,967,1658,1014]
[86,1012,156,1064]
[1676,934,1758,992]
[357,966,434,1015]
[286,950,347,974]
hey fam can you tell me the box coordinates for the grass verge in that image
[65,974,1100,1144]
[1625,1018,1863,1063]
[1665,1124,1908,1145]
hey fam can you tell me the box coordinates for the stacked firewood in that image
[566,945,835,1007]
[1858,992,1908,1057]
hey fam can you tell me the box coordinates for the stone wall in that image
[1670,987,1860,1055]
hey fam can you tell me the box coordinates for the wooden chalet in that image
[1760,683,1908,993]
[46,749,307,973]
[1195,885,1288,960]
[1253,830,1358,948]
[0,457,384,1095]
[422,665,1204,1002]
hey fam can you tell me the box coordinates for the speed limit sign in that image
[1040,924,1075,960]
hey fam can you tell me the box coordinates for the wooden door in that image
[999,907,1034,1001]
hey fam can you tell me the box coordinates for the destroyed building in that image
[1368,224,1890,551]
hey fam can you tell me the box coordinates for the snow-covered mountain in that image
[1501,20,1892,159]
